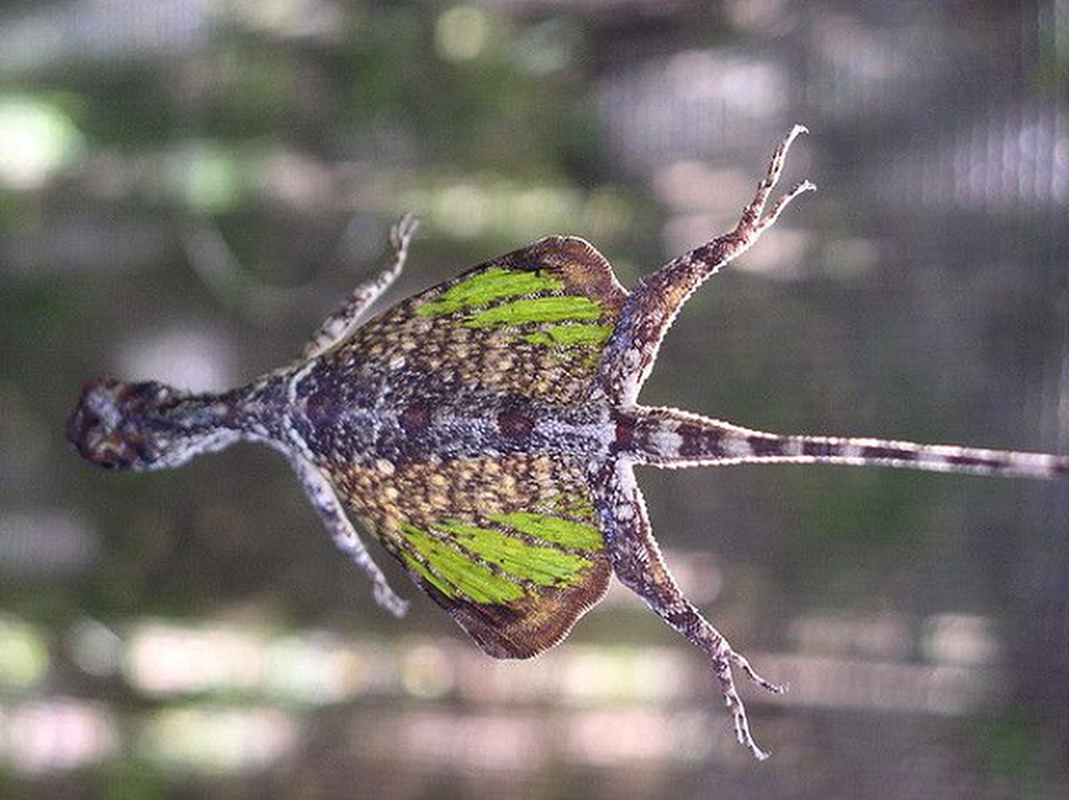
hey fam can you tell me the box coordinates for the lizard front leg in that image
[290,455,409,617]
[302,214,419,360]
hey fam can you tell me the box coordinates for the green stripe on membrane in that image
[435,520,592,587]
[519,324,613,348]
[397,515,596,604]
[546,493,596,521]
[488,511,603,551]
[463,296,602,328]
[417,267,563,317]
[398,524,524,604]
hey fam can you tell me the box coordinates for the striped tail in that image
[617,407,1069,479]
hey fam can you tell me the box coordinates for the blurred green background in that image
[1,1,1068,798]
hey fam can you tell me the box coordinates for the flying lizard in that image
[68,126,1069,759]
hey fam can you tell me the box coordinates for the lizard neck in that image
[67,374,294,471]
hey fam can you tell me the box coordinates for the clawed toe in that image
[722,680,771,761]
[713,646,783,759]
[390,213,420,250]
[731,649,788,695]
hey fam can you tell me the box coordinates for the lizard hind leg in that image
[598,460,783,759]
[600,126,814,405]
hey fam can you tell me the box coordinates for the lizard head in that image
[67,378,179,470]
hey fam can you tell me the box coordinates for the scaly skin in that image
[68,128,1069,759]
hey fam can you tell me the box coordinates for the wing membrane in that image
[342,237,627,404]
[332,453,610,659]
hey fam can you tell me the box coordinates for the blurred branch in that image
[180,218,376,326]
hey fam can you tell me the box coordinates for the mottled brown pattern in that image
[331,453,584,535]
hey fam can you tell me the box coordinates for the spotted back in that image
[341,236,628,405]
